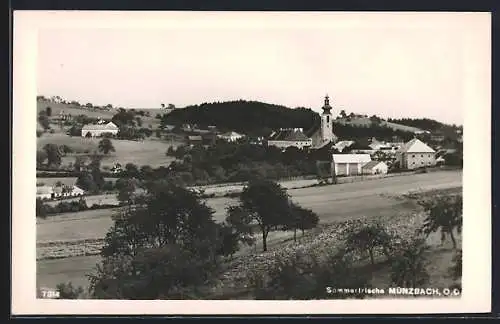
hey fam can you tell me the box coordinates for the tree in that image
[340,109,347,119]
[45,106,52,117]
[418,194,462,249]
[343,222,394,265]
[88,181,224,299]
[43,143,62,167]
[38,111,50,131]
[36,150,47,166]
[115,178,137,204]
[36,198,48,218]
[285,203,319,242]
[73,155,88,172]
[225,205,255,246]
[249,249,371,300]
[239,178,291,252]
[390,237,430,288]
[98,138,116,155]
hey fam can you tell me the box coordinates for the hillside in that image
[37,98,162,128]
[335,116,425,133]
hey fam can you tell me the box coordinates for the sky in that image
[36,12,489,126]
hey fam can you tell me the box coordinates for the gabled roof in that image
[397,138,436,153]
[332,154,372,164]
[82,122,118,131]
[362,160,386,170]
[268,129,311,142]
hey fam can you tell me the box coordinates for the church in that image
[306,94,339,148]
[267,95,338,150]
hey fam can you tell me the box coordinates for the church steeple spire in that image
[322,94,332,115]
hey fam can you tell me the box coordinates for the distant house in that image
[361,161,388,175]
[395,138,436,170]
[53,185,85,198]
[333,140,355,153]
[267,128,313,150]
[81,121,119,137]
[331,154,372,176]
[36,186,54,200]
[218,131,245,142]
[187,135,203,145]
[110,163,123,174]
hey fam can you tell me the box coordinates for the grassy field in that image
[37,177,119,187]
[36,171,462,294]
[36,170,462,244]
[335,116,424,133]
[37,133,180,168]
[36,190,462,296]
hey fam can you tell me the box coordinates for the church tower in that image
[320,94,333,143]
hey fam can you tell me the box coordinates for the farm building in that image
[36,186,54,200]
[218,131,245,142]
[361,161,388,175]
[267,128,313,150]
[36,185,85,200]
[187,135,203,145]
[395,138,436,170]
[81,121,119,137]
[331,154,372,176]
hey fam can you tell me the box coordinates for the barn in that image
[331,154,372,176]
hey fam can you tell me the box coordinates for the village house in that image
[361,160,389,175]
[187,135,203,146]
[331,154,372,176]
[218,131,245,142]
[81,121,119,137]
[36,186,54,200]
[36,185,85,200]
[395,138,436,170]
[333,140,355,153]
[267,128,313,150]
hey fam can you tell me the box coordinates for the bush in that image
[56,282,85,299]
[248,248,372,300]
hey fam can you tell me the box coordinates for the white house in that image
[361,161,388,175]
[395,138,436,170]
[53,185,86,198]
[218,131,245,142]
[331,154,372,176]
[81,121,119,137]
[333,140,355,152]
[268,128,313,150]
[36,186,54,200]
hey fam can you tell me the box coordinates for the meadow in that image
[37,133,180,168]
[36,171,462,245]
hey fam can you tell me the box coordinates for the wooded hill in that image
[161,100,455,141]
